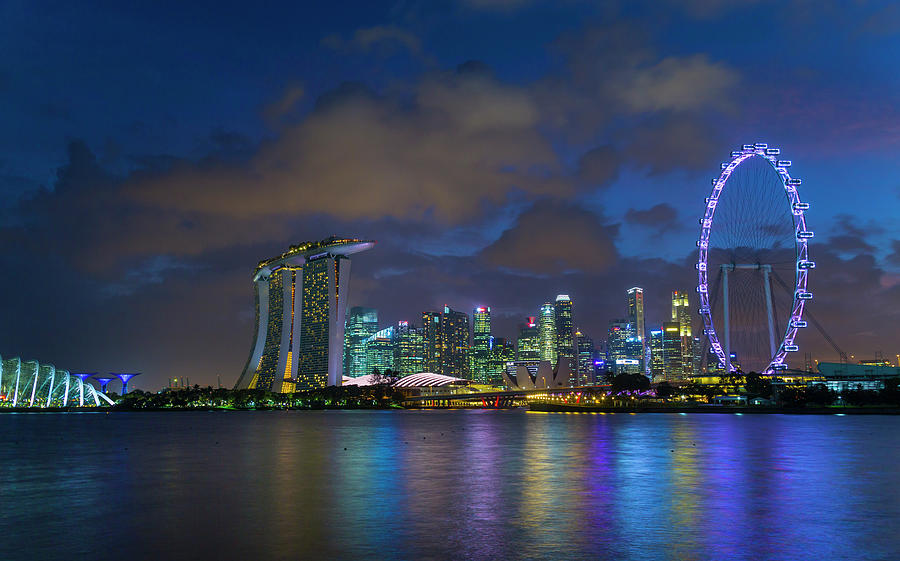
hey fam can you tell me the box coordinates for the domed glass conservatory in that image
[0,355,114,408]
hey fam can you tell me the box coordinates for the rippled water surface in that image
[2,410,899,561]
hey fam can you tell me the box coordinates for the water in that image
[1,410,898,561]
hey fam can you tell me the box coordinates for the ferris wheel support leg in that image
[722,264,731,371]
[763,265,777,361]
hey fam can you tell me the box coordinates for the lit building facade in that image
[395,321,425,377]
[422,311,442,374]
[626,287,646,371]
[539,302,557,365]
[441,306,470,379]
[344,307,378,378]
[489,337,515,382]
[649,329,664,380]
[608,319,641,375]
[671,291,694,378]
[554,295,576,383]
[365,326,396,375]
[471,307,492,383]
[421,306,470,378]
[661,321,683,381]
[576,330,595,385]
[235,237,375,392]
[516,317,541,361]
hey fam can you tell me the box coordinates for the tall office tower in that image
[554,295,576,383]
[395,321,425,377]
[692,336,703,376]
[576,330,595,385]
[344,307,378,378]
[608,319,640,375]
[236,237,375,392]
[626,287,646,372]
[472,307,492,383]
[671,291,694,378]
[489,337,515,382]
[422,311,442,373]
[539,302,557,365]
[661,321,683,381]
[649,329,665,380]
[441,306,470,379]
[517,317,541,361]
[365,326,396,375]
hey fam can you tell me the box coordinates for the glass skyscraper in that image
[516,317,540,361]
[421,306,470,378]
[576,330,594,385]
[671,291,694,379]
[554,294,576,383]
[344,307,378,378]
[364,326,396,375]
[395,321,425,377]
[472,307,492,383]
[626,287,646,372]
[539,302,557,365]
[661,321,683,381]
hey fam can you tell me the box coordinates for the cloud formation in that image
[479,199,619,274]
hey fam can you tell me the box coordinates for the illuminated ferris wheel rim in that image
[696,143,813,374]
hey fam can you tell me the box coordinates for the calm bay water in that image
[1,410,898,561]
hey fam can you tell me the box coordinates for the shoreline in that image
[528,402,900,415]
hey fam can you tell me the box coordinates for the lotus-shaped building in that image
[501,359,573,390]
[0,355,114,408]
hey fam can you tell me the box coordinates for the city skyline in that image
[3,2,900,390]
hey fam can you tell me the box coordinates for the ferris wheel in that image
[697,143,813,374]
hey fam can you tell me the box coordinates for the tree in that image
[744,372,773,399]
[611,373,650,393]
[656,381,675,399]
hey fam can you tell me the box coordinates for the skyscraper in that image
[441,306,470,379]
[554,295,576,383]
[489,337,515,382]
[608,319,640,375]
[576,330,595,385]
[395,321,425,377]
[422,311,442,374]
[235,237,375,392]
[516,317,541,361]
[626,287,646,372]
[671,291,694,379]
[472,307,492,383]
[421,306,470,378]
[344,307,378,378]
[649,329,664,380]
[539,302,557,365]
[365,326,396,375]
[662,321,683,381]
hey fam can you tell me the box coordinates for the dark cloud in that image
[479,199,619,274]
[577,146,620,189]
[625,203,679,231]
[129,67,565,231]
[886,240,900,266]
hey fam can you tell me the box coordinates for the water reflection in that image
[1,411,899,561]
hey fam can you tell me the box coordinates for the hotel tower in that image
[234,237,375,392]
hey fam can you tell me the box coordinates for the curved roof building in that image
[393,373,468,388]
[0,355,114,408]
[235,236,375,392]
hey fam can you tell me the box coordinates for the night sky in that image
[3,0,899,391]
